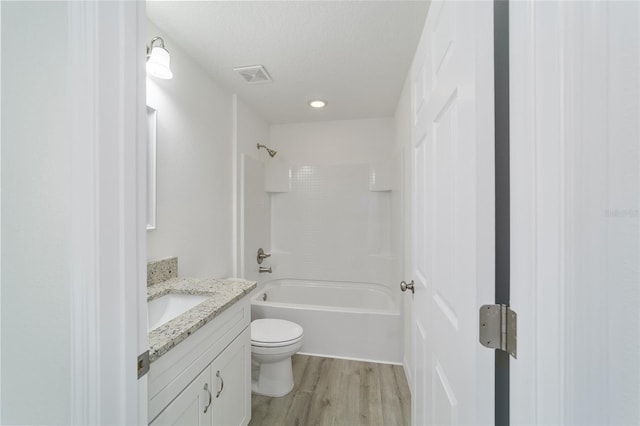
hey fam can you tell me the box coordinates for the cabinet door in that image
[151,366,213,426]
[211,327,251,426]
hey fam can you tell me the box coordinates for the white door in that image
[510,1,640,424]
[408,1,495,425]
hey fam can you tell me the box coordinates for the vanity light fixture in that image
[308,99,327,109]
[146,36,173,80]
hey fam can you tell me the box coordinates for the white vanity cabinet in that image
[210,327,251,426]
[148,298,251,426]
[150,366,212,426]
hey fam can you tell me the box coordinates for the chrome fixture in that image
[400,280,415,294]
[203,383,212,413]
[257,143,277,158]
[215,370,224,398]
[257,248,271,264]
[259,266,272,274]
[146,36,173,79]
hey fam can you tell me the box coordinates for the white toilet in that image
[251,318,304,397]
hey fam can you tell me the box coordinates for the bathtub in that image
[251,279,402,364]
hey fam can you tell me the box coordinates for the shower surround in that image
[271,163,395,287]
[242,117,402,363]
[254,161,401,363]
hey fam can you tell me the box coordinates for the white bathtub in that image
[251,279,402,364]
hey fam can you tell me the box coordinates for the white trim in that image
[296,351,403,366]
[509,2,538,423]
[510,2,542,423]
[239,155,246,279]
[473,3,496,423]
[146,106,157,231]
[68,1,144,424]
[509,2,573,423]
[232,94,240,278]
[403,355,413,396]
[69,2,100,421]
[0,2,3,420]
[135,2,149,424]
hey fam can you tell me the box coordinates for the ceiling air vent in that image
[233,65,273,84]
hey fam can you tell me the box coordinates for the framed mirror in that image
[147,106,157,230]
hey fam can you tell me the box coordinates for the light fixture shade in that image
[147,46,173,79]
[309,99,327,108]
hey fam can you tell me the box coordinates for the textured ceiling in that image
[147,1,429,124]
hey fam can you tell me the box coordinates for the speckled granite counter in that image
[148,277,256,362]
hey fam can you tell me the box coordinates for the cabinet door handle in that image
[203,383,212,413]
[216,370,224,398]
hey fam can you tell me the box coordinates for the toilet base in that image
[252,356,294,397]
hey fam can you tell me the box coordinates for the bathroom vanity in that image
[147,276,256,426]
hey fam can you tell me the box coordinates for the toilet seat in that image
[251,319,304,347]
[251,335,303,348]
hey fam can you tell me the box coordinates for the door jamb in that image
[493,1,511,425]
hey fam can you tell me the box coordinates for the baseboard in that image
[297,351,403,366]
[402,355,413,395]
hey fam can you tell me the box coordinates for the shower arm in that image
[257,143,277,158]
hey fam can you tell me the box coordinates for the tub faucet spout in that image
[259,266,272,274]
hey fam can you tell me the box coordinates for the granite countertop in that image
[148,277,256,362]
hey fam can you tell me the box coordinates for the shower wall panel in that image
[271,163,393,286]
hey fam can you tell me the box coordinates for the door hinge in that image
[138,350,150,379]
[479,304,517,359]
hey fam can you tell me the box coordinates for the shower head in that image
[257,143,277,158]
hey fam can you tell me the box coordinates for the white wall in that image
[270,118,395,166]
[268,118,397,292]
[1,3,71,423]
[236,98,271,162]
[146,21,234,278]
[394,76,413,388]
[234,98,271,281]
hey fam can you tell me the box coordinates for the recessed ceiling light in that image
[308,100,327,109]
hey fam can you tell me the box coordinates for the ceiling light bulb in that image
[309,100,327,109]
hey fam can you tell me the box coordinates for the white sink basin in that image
[148,294,209,331]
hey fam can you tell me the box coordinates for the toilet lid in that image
[251,319,303,345]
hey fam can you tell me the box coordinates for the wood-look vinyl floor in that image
[249,355,411,426]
